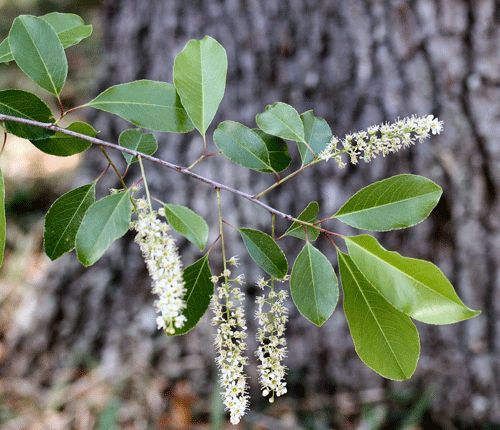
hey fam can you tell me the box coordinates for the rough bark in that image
[3,0,500,426]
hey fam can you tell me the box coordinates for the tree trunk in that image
[3,0,500,426]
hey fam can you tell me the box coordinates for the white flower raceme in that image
[319,114,443,167]
[211,268,249,425]
[255,277,288,403]
[131,199,186,334]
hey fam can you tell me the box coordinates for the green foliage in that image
[76,191,132,266]
[256,102,305,143]
[87,80,194,133]
[284,201,320,241]
[0,39,12,63]
[171,255,213,336]
[334,174,442,231]
[214,120,289,173]
[119,129,158,165]
[173,36,227,136]
[31,121,95,156]
[0,168,5,267]
[9,15,68,95]
[239,228,288,278]
[345,235,480,324]
[338,251,419,380]
[254,129,292,172]
[0,12,92,64]
[0,89,54,139]
[44,183,96,260]
[163,203,209,251]
[0,14,480,391]
[39,12,93,48]
[290,242,338,326]
[299,110,332,164]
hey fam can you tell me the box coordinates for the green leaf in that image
[40,12,93,48]
[0,168,5,267]
[256,102,305,143]
[254,130,292,173]
[334,174,443,231]
[170,255,214,336]
[290,242,338,326]
[163,204,209,251]
[0,13,92,65]
[87,80,194,133]
[299,110,332,164]
[31,121,95,156]
[9,15,68,95]
[173,35,227,136]
[76,191,132,266]
[0,89,54,140]
[119,129,158,165]
[345,235,480,324]
[213,120,274,173]
[284,201,321,241]
[338,251,419,380]
[44,183,96,260]
[0,38,13,64]
[239,228,288,278]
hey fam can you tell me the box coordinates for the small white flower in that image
[212,275,249,425]
[228,255,240,267]
[131,199,186,334]
[320,114,443,166]
[255,279,289,403]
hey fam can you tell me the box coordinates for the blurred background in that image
[0,0,499,429]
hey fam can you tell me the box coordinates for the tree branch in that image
[0,114,340,237]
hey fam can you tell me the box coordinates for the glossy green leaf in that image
[254,129,292,173]
[9,15,68,95]
[345,235,480,324]
[0,13,92,65]
[213,120,274,173]
[256,102,305,143]
[76,191,132,266]
[338,251,419,380]
[299,110,332,164]
[44,183,96,260]
[0,38,13,64]
[40,12,93,48]
[284,201,320,241]
[164,203,209,251]
[290,242,338,326]
[31,121,95,156]
[239,228,288,278]
[334,174,443,231]
[0,89,54,140]
[173,35,227,136]
[87,80,194,133]
[119,129,158,165]
[170,255,213,336]
[0,168,5,267]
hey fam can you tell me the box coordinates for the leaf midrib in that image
[242,231,284,277]
[80,192,129,262]
[347,238,458,306]
[341,254,407,378]
[167,207,205,249]
[306,244,321,323]
[49,184,94,258]
[336,190,441,218]
[269,109,304,142]
[17,17,59,95]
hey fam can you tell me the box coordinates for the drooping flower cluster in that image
[131,199,186,334]
[319,114,443,167]
[211,261,249,425]
[255,277,289,403]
